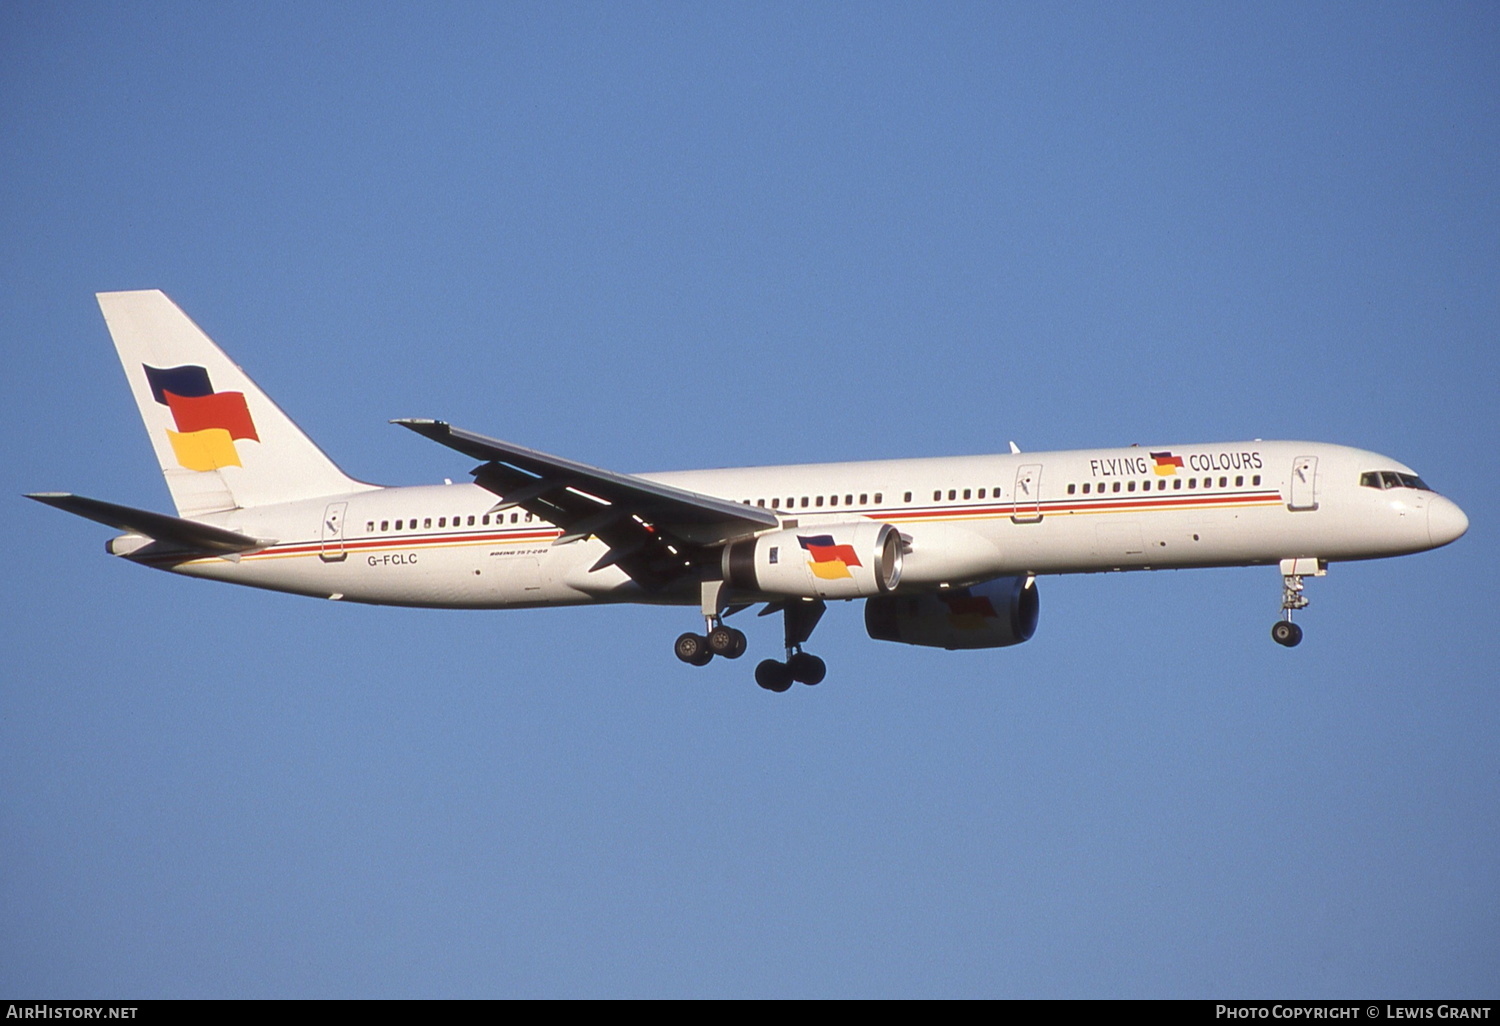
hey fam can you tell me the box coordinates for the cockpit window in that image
[1360,470,1433,492]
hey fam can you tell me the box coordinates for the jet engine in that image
[722,522,903,599]
[864,575,1039,649]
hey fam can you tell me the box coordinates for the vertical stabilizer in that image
[98,290,373,516]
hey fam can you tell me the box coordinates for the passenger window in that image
[903,492,911,503]
[1068,484,1076,495]
[846,494,853,505]
[860,494,868,504]
[1082,483,1090,494]
[948,489,956,501]
[1235,476,1243,487]
[800,497,809,508]
[1187,479,1196,490]
[512,513,519,523]
[934,490,942,501]
[482,515,490,526]
[1112,482,1121,493]
[1219,477,1227,488]
[424,518,432,529]
[1252,475,1260,487]
[395,520,403,530]
[771,498,780,508]
[1173,479,1182,490]
[1128,481,1136,492]
[828,495,836,506]
[380,520,389,531]
[963,488,971,500]
[757,499,766,507]
[874,493,882,504]
[439,517,446,528]
[366,521,374,532]
[978,488,986,499]
[525,513,533,522]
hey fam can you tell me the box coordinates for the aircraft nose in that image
[1427,495,1470,548]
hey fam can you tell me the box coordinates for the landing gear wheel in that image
[1271,621,1303,647]
[675,632,714,666]
[786,652,826,686]
[755,659,794,692]
[708,626,747,659]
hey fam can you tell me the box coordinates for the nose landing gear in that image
[1272,557,1324,647]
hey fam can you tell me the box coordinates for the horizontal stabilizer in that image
[26,492,271,555]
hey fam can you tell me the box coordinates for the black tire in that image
[786,652,827,686]
[708,626,747,659]
[675,632,713,665]
[755,659,794,692]
[1271,621,1303,647]
[727,628,747,659]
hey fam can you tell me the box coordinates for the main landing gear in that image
[674,579,749,666]
[1272,557,1324,648]
[753,599,827,693]
[674,625,746,664]
[674,583,827,692]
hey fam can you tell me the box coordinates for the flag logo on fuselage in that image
[144,364,259,471]
[798,535,862,580]
[1150,451,1184,476]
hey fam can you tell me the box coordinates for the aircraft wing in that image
[394,419,778,589]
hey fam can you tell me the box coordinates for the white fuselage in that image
[142,440,1466,610]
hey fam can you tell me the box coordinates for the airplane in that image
[28,291,1469,692]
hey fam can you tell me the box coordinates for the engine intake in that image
[865,575,1039,649]
[723,522,903,599]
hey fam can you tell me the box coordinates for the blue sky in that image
[2,1,1496,998]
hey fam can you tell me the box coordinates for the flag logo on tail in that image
[798,535,861,580]
[144,364,259,471]
[1150,451,1184,477]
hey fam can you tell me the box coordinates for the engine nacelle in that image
[722,522,903,600]
[864,575,1039,650]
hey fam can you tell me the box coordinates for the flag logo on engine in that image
[798,534,861,580]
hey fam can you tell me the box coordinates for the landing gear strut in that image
[755,598,826,691]
[674,580,747,666]
[1272,558,1323,648]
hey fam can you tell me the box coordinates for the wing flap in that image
[393,419,779,590]
[393,420,777,531]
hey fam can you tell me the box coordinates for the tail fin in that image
[98,290,373,516]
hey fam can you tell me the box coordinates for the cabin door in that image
[1011,464,1043,523]
[1289,456,1319,511]
[320,501,349,561]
